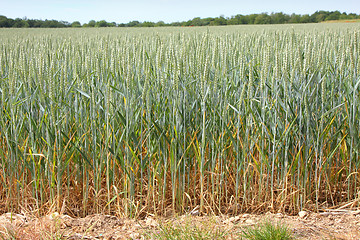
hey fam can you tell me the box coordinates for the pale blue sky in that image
[1,0,359,24]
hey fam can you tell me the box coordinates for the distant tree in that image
[247,14,258,24]
[339,12,348,20]
[126,21,140,27]
[300,14,311,23]
[26,19,43,27]
[237,15,249,24]
[13,18,29,28]
[190,17,200,26]
[228,15,240,25]
[40,20,52,28]
[325,11,341,21]
[71,21,81,27]
[288,14,301,23]
[39,19,69,28]
[0,15,12,27]
[203,17,214,25]
[315,13,327,22]
[155,21,166,27]
[183,19,192,26]
[60,21,70,26]
[87,20,96,27]
[170,21,182,26]
[254,13,271,24]
[95,20,108,27]
[210,15,227,26]
[347,13,358,19]
[311,11,329,22]
[270,12,289,24]
[141,21,155,27]
[0,11,359,29]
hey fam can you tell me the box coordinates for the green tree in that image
[347,13,358,19]
[247,14,257,24]
[228,15,242,25]
[315,13,327,22]
[95,20,108,27]
[288,14,301,23]
[238,15,250,24]
[155,21,166,27]
[12,18,29,27]
[141,21,155,27]
[254,13,271,24]
[211,15,227,26]
[40,19,65,28]
[311,11,329,22]
[126,21,140,27]
[0,15,13,27]
[26,19,43,27]
[171,21,182,26]
[271,12,289,24]
[71,21,81,27]
[325,11,341,21]
[339,12,349,20]
[190,17,211,26]
[87,20,96,27]
[300,14,311,23]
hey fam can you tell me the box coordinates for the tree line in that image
[0,11,359,28]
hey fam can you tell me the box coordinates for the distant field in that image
[0,23,359,217]
[323,19,360,23]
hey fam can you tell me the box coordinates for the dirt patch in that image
[224,212,360,239]
[0,211,360,239]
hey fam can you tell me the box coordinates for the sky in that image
[1,0,359,24]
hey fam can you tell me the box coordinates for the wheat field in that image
[0,24,359,217]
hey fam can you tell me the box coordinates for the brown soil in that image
[0,211,360,239]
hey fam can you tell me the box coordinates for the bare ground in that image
[0,210,360,239]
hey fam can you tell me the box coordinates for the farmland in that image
[0,24,359,218]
